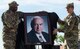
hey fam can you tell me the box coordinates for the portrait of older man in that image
[26,16,50,44]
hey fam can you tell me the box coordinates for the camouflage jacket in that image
[63,13,78,40]
[2,10,23,32]
[64,13,78,33]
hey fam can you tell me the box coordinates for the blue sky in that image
[0,0,80,48]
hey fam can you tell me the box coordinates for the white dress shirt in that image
[36,33,46,42]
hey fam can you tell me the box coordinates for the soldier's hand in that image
[58,28,64,32]
[53,29,58,35]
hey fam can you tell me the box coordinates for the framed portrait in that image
[24,12,52,45]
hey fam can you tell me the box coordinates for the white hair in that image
[31,16,43,21]
[31,16,44,28]
[33,16,42,19]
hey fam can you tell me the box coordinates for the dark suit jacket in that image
[27,30,50,44]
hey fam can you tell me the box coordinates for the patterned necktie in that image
[39,36,44,42]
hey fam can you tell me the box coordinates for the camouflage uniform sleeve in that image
[58,18,67,32]
[58,18,66,25]
[67,16,77,32]
[2,12,14,28]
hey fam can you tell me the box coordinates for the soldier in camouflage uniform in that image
[58,3,78,49]
[1,1,22,49]
[63,3,78,49]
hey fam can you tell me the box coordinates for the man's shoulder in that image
[42,32,48,35]
[1,10,10,17]
[27,30,34,35]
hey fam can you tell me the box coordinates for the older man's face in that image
[34,18,44,33]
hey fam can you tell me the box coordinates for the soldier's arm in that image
[57,18,66,32]
[57,28,64,32]
[68,17,77,31]
[1,12,14,28]
[58,18,66,25]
